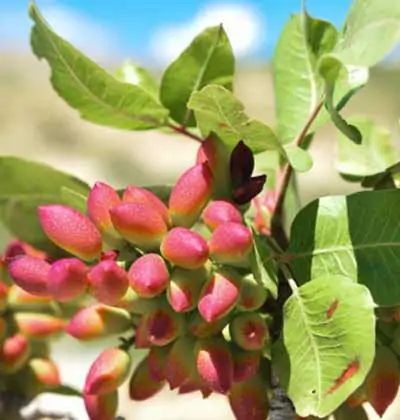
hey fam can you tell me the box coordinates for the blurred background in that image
[1,0,400,419]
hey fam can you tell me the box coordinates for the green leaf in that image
[160,25,235,126]
[249,230,278,299]
[361,161,400,189]
[29,2,168,130]
[114,61,159,99]
[336,116,398,177]
[0,156,89,253]
[319,0,400,84]
[324,84,362,144]
[278,276,375,417]
[188,85,283,154]
[61,186,88,214]
[272,12,338,143]
[286,189,400,306]
[284,144,313,173]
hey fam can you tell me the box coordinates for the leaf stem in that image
[167,123,204,143]
[271,101,324,247]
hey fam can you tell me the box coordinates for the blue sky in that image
[1,0,352,65]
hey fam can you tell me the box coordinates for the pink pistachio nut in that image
[14,313,65,339]
[198,270,241,322]
[169,163,213,228]
[87,181,121,239]
[110,202,168,251]
[233,349,261,383]
[161,227,209,270]
[84,347,132,395]
[38,205,102,261]
[0,333,30,373]
[209,222,253,266]
[195,338,233,394]
[84,390,118,420]
[229,376,270,420]
[141,305,182,347]
[167,266,207,313]
[66,304,131,340]
[28,358,61,388]
[47,258,88,302]
[8,255,50,297]
[7,284,51,311]
[165,337,196,390]
[147,345,171,382]
[129,356,165,401]
[128,254,170,298]
[123,186,170,226]
[88,260,129,306]
[202,200,242,231]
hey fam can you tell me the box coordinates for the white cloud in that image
[149,2,266,65]
[0,2,120,62]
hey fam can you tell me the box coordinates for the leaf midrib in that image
[286,241,400,261]
[30,5,164,127]
[289,283,323,408]
[183,25,223,125]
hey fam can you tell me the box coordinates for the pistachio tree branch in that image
[166,123,204,143]
[271,101,324,248]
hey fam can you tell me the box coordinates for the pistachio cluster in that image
[6,139,273,420]
[0,241,65,401]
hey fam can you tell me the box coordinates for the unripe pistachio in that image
[8,255,50,297]
[28,358,61,389]
[0,281,8,312]
[195,338,233,394]
[233,349,261,383]
[0,333,30,373]
[110,202,167,251]
[198,270,241,322]
[38,205,102,261]
[123,186,170,226]
[14,313,65,339]
[229,375,270,420]
[169,163,213,227]
[178,370,213,398]
[237,274,268,312]
[188,312,230,338]
[7,284,52,311]
[128,254,169,298]
[166,337,196,389]
[47,258,88,302]
[87,181,121,240]
[147,345,171,382]
[167,266,207,312]
[84,347,131,395]
[84,390,118,420]
[202,200,242,230]
[66,304,131,340]
[129,356,165,401]
[209,222,253,266]
[161,227,209,269]
[230,313,269,351]
[88,260,128,305]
